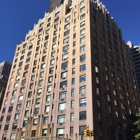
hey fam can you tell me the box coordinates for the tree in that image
[125,113,140,140]
[134,113,140,140]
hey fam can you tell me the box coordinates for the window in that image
[6,115,11,121]
[63,37,69,44]
[10,134,16,140]
[14,82,18,88]
[57,128,65,137]
[70,89,74,97]
[31,130,36,137]
[52,44,56,49]
[55,11,60,16]
[96,88,100,95]
[16,104,21,110]
[54,17,59,22]
[40,71,44,77]
[72,59,75,65]
[80,0,84,5]
[14,113,19,120]
[34,108,39,115]
[18,95,23,101]
[80,6,85,12]
[23,72,28,77]
[29,83,34,89]
[20,55,24,60]
[47,85,52,92]
[44,42,48,47]
[20,87,25,93]
[59,103,66,110]
[65,16,70,22]
[79,111,86,120]
[28,92,32,98]
[72,78,75,85]
[80,21,85,27]
[80,54,86,61]
[61,62,68,69]
[4,124,9,130]
[73,33,76,39]
[50,59,55,65]
[96,77,99,84]
[41,63,45,69]
[10,98,15,104]
[60,81,67,88]
[17,68,21,74]
[80,37,85,43]
[71,100,74,108]
[21,132,25,138]
[72,68,75,74]
[61,71,67,79]
[0,116,4,122]
[27,51,32,56]
[62,53,69,60]
[12,123,17,129]
[49,67,54,73]
[80,86,86,94]
[97,100,101,108]
[64,30,70,36]
[70,127,74,136]
[12,90,17,96]
[59,91,66,99]
[73,41,76,47]
[24,64,29,70]
[16,75,20,80]
[44,116,49,124]
[70,113,74,122]
[80,64,86,71]
[46,95,51,102]
[8,106,13,112]
[38,88,42,95]
[80,14,85,20]
[80,28,85,35]
[53,37,57,43]
[63,45,69,52]
[80,75,86,82]
[38,80,43,86]
[19,62,23,67]
[73,50,76,55]
[42,129,47,136]
[95,66,99,73]
[33,118,38,125]
[51,51,55,57]
[45,105,50,113]
[58,115,65,123]
[25,110,29,117]
[31,75,35,81]
[45,35,49,40]
[80,98,86,106]
[2,134,7,140]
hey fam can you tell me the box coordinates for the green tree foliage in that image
[134,113,140,140]
[125,113,140,140]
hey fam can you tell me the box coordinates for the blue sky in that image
[0,0,139,63]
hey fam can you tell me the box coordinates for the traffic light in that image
[87,129,91,137]
[91,130,94,136]
[84,129,87,137]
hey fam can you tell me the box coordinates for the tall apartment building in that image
[0,0,140,140]
[127,41,140,93]
[0,61,11,110]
